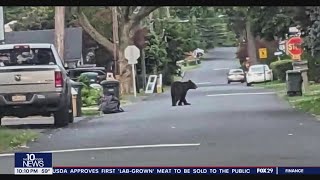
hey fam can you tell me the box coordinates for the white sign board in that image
[124,45,140,64]
[0,7,4,43]
[289,27,299,33]
[274,51,283,56]
[145,75,158,94]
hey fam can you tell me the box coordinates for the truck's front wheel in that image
[54,102,70,127]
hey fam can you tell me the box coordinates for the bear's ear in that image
[188,80,191,82]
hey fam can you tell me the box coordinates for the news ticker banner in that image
[13,152,320,175]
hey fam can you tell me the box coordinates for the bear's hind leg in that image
[171,94,177,106]
[179,92,188,106]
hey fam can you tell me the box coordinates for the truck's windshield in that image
[0,48,56,66]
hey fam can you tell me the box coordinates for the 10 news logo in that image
[14,153,53,175]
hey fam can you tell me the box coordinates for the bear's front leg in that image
[182,98,191,105]
[180,92,190,105]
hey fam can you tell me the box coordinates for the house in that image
[4,27,83,64]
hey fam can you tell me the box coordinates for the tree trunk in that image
[118,24,133,95]
[246,20,258,65]
[239,29,246,43]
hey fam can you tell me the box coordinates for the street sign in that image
[124,45,140,97]
[279,40,286,52]
[258,48,267,59]
[286,37,303,60]
[124,45,140,65]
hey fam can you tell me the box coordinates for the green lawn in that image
[255,81,320,117]
[254,80,286,91]
[0,128,38,153]
[82,108,101,116]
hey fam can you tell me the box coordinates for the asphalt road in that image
[2,47,320,174]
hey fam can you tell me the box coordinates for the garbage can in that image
[100,80,120,99]
[286,70,303,96]
[71,80,84,117]
[80,72,99,84]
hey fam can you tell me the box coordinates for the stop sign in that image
[287,37,303,56]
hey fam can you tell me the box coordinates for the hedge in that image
[270,60,293,82]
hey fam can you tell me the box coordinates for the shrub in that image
[161,63,176,86]
[304,52,320,83]
[270,60,293,82]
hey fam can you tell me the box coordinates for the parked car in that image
[227,69,245,84]
[0,43,73,127]
[67,66,106,84]
[245,64,273,86]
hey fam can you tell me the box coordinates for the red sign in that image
[286,37,303,59]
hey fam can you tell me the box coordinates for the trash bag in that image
[98,95,124,114]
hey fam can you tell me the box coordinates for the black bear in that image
[171,80,198,106]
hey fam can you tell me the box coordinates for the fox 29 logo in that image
[14,153,53,175]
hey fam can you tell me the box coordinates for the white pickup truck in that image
[0,43,74,127]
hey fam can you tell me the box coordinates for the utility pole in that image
[0,6,5,44]
[54,6,65,64]
[141,46,146,90]
[246,20,257,65]
[112,7,119,76]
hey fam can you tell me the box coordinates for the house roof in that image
[4,27,83,61]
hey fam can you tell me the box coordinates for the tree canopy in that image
[5,6,320,87]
